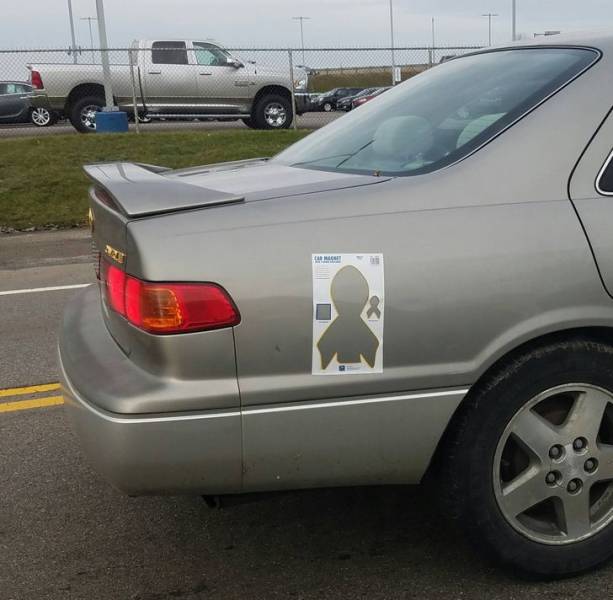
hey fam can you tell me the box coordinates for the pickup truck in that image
[29,39,309,133]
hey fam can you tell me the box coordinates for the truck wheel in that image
[69,96,104,133]
[441,338,613,577]
[253,94,293,130]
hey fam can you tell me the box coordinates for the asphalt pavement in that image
[0,112,336,138]
[3,230,613,599]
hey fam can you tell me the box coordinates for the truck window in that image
[151,41,189,65]
[193,42,229,67]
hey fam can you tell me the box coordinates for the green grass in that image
[0,129,308,230]
[310,66,423,92]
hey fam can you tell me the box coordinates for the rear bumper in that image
[30,91,56,111]
[58,286,242,495]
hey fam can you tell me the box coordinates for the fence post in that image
[128,48,140,134]
[288,48,298,131]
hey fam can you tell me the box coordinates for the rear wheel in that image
[253,94,292,130]
[30,107,56,127]
[442,339,613,577]
[69,96,104,133]
[322,102,333,112]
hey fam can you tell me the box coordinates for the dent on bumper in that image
[58,287,242,495]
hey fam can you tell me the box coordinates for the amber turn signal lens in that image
[138,286,183,331]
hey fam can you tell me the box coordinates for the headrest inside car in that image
[372,115,434,163]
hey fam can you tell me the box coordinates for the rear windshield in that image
[274,48,597,176]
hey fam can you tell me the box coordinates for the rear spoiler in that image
[83,162,245,218]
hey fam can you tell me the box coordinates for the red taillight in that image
[30,69,43,89]
[104,261,126,315]
[101,260,240,334]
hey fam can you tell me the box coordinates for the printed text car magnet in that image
[312,254,384,375]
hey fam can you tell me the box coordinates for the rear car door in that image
[569,109,613,297]
[142,41,198,114]
[0,83,30,122]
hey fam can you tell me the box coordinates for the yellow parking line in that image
[0,382,60,398]
[0,395,64,413]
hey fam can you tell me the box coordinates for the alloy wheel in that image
[31,107,51,126]
[80,104,100,130]
[264,102,287,128]
[494,384,613,544]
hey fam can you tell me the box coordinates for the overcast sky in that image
[3,0,613,48]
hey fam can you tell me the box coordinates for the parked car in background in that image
[0,81,57,127]
[337,87,378,111]
[29,39,310,132]
[61,33,613,578]
[316,87,363,111]
[352,86,390,109]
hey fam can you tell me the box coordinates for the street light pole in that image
[67,0,78,64]
[482,13,499,46]
[389,0,396,85]
[512,0,517,41]
[80,17,97,63]
[431,17,436,64]
[95,0,114,111]
[292,16,310,65]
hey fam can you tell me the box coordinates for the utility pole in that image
[80,17,98,63]
[512,0,517,41]
[482,12,499,46]
[389,0,397,85]
[292,16,310,65]
[95,0,114,111]
[67,0,78,64]
[431,17,436,63]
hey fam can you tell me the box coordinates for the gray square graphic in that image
[316,303,332,321]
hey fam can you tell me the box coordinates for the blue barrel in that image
[96,111,129,133]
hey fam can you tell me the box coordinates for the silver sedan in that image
[59,32,613,578]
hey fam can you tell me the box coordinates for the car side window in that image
[151,41,188,65]
[193,42,228,67]
[0,84,7,95]
[5,83,19,94]
[597,152,613,195]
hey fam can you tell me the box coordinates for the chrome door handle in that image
[148,70,162,75]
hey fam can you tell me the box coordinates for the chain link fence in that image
[0,45,481,136]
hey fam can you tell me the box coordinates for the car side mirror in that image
[227,57,244,69]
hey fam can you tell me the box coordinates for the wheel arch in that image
[425,325,613,481]
[64,83,106,113]
[252,85,292,111]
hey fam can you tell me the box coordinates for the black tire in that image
[242,117,257,129]
[253,94,293,130]
[69,95,104,133]
[441,337,613,578]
